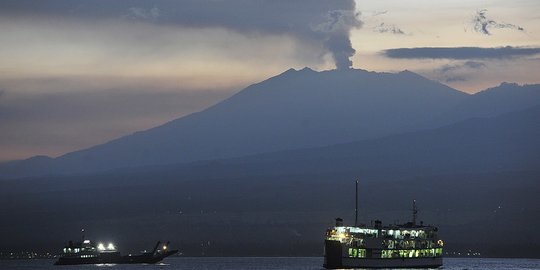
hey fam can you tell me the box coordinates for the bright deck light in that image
[107,243,115,250]
[97,243,105,251]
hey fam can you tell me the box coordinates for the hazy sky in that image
[1,0,539,161]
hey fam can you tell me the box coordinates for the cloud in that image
[438,61,486,73]
[434,61,487,82]
[372,10,388,17]
[1,0,362,69]
[462,61,487,69]
[124,7,160,20]
[382,46,540,60]
[444,76,467,83]
[374,23,405,35]
[0,17,330,92]
[360,10,407,36]
[471,9,525,35]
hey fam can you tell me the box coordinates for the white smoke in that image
[313,9,362,69]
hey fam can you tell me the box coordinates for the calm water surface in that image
[1,257,539,270]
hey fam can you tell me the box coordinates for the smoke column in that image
[327,31,357,69]
[314,5,362,69]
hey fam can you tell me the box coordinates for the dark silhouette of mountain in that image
[0,68,472,178]
[0,155,55,179]
[2,69,539,179]
[422,82,540,128]
[225,104,540,174]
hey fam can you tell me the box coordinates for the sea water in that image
[0,257,539,270]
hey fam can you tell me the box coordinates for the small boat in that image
[323,181,443,269]
[54,239,178,265]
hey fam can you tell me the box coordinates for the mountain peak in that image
[399,69,414,74]
[398,69,426,79]
[476,82,539,96]
[280,67,316,75]
[299,67,315,72]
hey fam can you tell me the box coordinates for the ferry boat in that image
[323,181,443,269]
[54,238,178,265]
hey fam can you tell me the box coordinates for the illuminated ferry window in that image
[381,250,398,258]
[348,248,366,258]
[358,249,366,258]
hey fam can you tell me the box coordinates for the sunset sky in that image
[1,0,539,161]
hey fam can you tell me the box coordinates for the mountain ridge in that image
[223,103,540,174]
[1,68,539,178]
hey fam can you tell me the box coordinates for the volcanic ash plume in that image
[314,9,362,69]
[472,9,525,35]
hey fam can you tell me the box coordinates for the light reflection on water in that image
[0,257,539,270]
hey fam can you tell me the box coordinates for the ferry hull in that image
[324,240,442,269]
[54,250,178,265]
[337,257,442,269]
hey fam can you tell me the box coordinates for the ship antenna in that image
[412,200,418,226]
[355,180,358,227]
[81,228,85,241]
